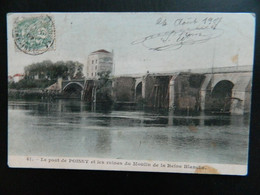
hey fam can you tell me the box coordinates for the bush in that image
[8,79,55,89]
[96,71,112,102]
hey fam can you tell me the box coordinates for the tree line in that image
[24,60,84,80]
[9,60,84,89]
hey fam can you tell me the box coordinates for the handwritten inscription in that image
[132,16,223,51]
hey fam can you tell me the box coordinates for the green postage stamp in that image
[12,15,55,55]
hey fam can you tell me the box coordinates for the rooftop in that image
[13,73,24,77]
[91,49,111,54]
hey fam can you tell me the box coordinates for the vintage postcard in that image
[7,13,255,175]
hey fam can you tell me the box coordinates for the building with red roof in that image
[13,73,24,83]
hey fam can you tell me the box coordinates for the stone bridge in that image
[113,65,252,114]
[61,65,253,114]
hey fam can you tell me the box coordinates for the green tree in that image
[96,71,112,102]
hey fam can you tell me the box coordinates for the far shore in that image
[8,88,60,99]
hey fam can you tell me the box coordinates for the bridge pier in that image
[142,74,171,108]
[169,76,176,110]
[199,75,212,111]
[80,90,84,101]
[230,84,251,114]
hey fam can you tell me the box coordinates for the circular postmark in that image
[13,15,55,55]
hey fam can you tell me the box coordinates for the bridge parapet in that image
[114,65,252,78]
[190,65,252,74]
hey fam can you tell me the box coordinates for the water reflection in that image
[95,130,112,154]
[8,100,249,128]
[204,117,231,126]
[8,99,250,165]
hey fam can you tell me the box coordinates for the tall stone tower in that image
[85,49,113,79]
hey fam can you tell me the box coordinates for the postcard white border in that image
[9,155,247,175]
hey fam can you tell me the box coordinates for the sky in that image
[7,13,255,76]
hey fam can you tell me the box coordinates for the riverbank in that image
[8,89,60,100]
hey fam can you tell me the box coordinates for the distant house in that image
[86,49,113,79]
[34,74,39,80]
[8,75,14,83]
[33,73,48,80]
[13,74,24,83]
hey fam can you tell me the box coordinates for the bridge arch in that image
[135,81,142,101]
[62,82,84,99]
[208,80,234,112]
[63,82,84,91]
[134,77,144,101]
[212,80,234,97]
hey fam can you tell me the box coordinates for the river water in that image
[8,99,250,165]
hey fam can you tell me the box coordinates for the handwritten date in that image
[132,16,223,51]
